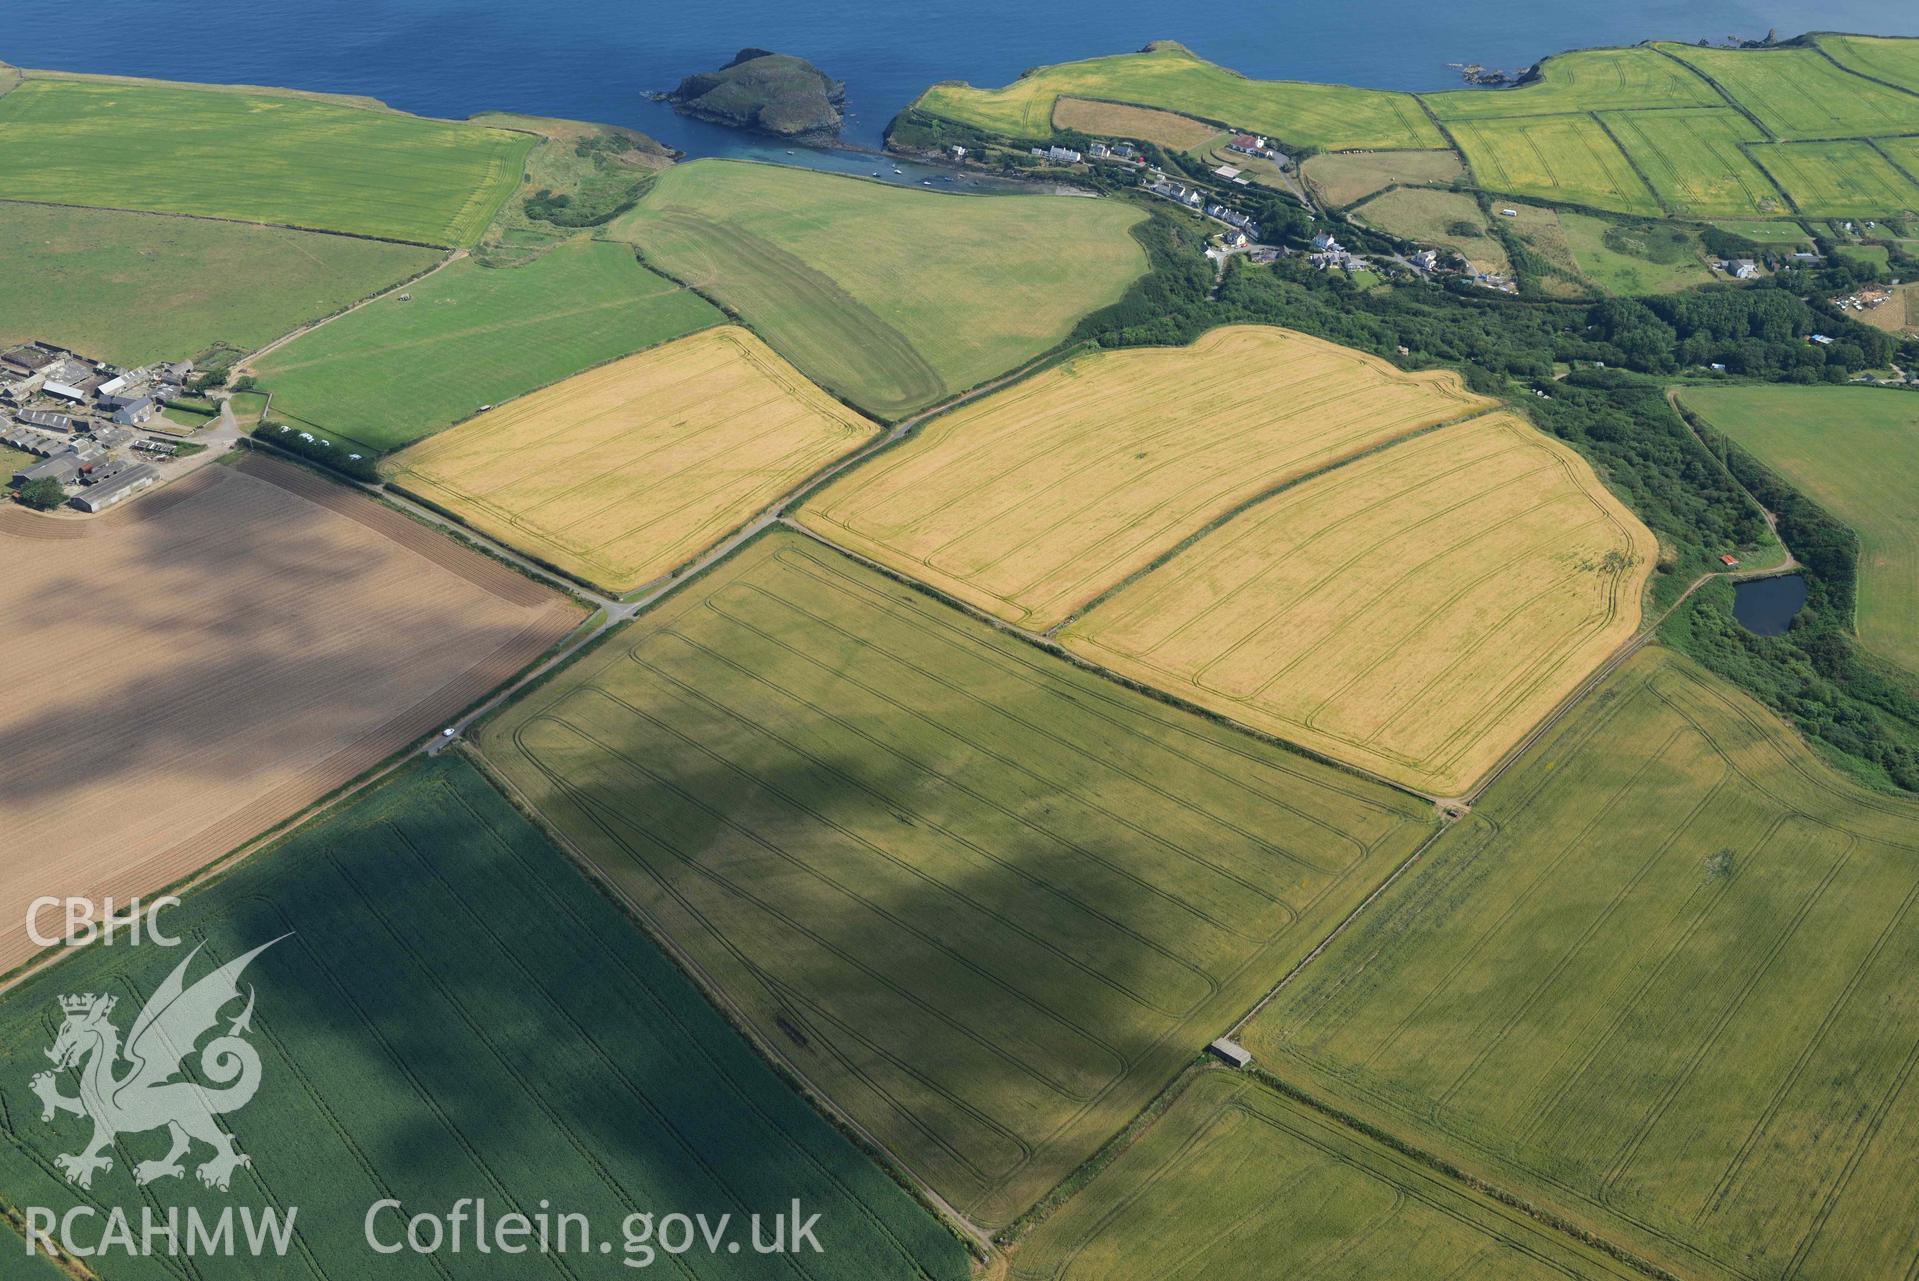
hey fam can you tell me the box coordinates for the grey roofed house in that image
[112,397,159,426]
[70,462,157,513]
[17,409,72,432]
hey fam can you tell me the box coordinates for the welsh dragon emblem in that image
[31,939,283,1192]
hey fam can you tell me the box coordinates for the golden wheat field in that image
[1050,97,1223,150]
[1062,413,1654,796]
[388,326,879,592]
[798,326,1494,630]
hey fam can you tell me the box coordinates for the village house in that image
[1030,144,1082,164]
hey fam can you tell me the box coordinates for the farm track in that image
[235,247,466,373]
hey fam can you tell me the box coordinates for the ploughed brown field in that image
[0,455,579,972]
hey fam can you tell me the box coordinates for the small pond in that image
[1733,574,1807,637]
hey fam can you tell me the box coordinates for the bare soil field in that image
[388,327,878,593]
[0,455,578,972]
[1062,413,1654,796]
[799,326,1494,630]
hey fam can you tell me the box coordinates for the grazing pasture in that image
[475,532,1434,1226]
[1350,187,1511,275]
[1598,109,1785,218]
[0,755,969,1281]
[610,160,1147,419]
[1681,384,1919,674]
[1244,649,1919,1281]
[1658,43,1919,141]
[1423,46,1723,121]
[1445,115,1660,216]
[1064,413,1652,796]
[1557,212,1714,296]
[798,326,1494,630]
[1050,97,1221,151]
[1749,139,1919,219]
[0,74,530,245]
[1818,33,1919,94]
[1009,1073,1641,1281]
[1299,148,1466,208]
[0,203,437,366]
[910,42,1444,150]
[0,455,579,974]
[253,239,720,452]
[388,327,878,593]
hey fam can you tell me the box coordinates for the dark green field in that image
[477,530,1435,1227]
[0,757,968,1280]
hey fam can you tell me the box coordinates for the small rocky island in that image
[666,48,845,138]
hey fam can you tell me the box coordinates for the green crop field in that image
[476,531,1434,1227]
[1750,139,1919,218]
[1244,649,1919,1281]
[1819,33,1919,94]
[1424,40,1919,220]
[0,756,968,1280]
[1659,43,1919,141]
[1009,1073,1642,1280]
[910,41,1443,150]
[1424,46,1723,121]
[0,75,532,245]
[1445,115,1660,215]
[1680,384,1919,674]
[1599,109,1787,217]
[610,160,1147,419]
[253,239,720,452]
[0,202,437,366]
[1876,136,1919,188]
[1557,211,1714,295]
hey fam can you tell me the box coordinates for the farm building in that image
[1208,1037,1252,1069]
[70,462,158,513]
[16,451,84,486]
[111,397,159,427]
[41,381,86,403]
[0,345,58,376]
[17,410,72,432]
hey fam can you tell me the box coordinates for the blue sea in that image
[5,0,1917,165]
